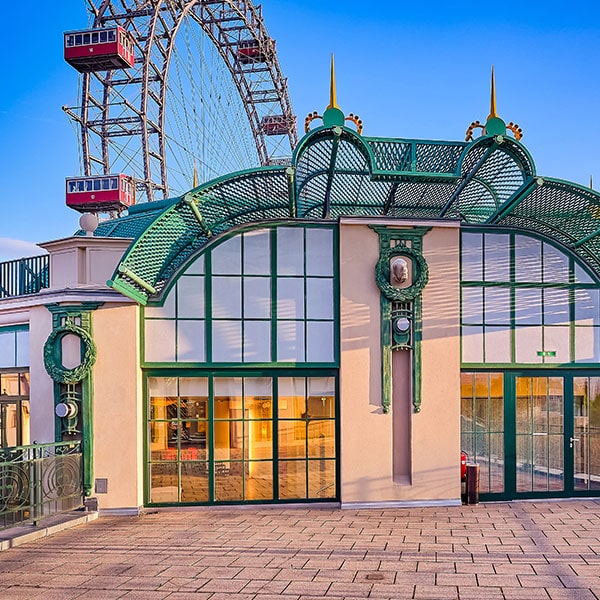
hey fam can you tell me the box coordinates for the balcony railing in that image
[0,441,83,529]
[0,255,49,299]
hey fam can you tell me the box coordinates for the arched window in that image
[144,224,337,366]
[461,230,600,365]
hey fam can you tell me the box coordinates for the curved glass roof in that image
[101,124,600,304]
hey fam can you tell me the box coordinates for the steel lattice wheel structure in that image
[65,0,297,202]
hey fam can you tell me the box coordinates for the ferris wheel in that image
[63,0,298,204]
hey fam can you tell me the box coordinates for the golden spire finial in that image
[193,161,198,188]
[488,65,497,120]
[327,53,338,110]
[591,175,594,190]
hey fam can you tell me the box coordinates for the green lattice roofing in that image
[102,124,600,304]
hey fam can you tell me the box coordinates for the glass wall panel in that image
[150,463,178,503]
[15,331,29,368]
[306,228,333,276]
[246,461,273,500]
[306,278,334,319]
[181,463,209,502]
[484,234,510,282]
[278,421,306,458]
[212,235,241,275]
[212,321,242,362]
[177,320,205,362]
[243,277,270,319]
[575,327,600,363]
[243,320,271,362]
[306,322,334,362]
[177,276,204,318]
[308,459,336,498]
[543,326,570,363]
[185,254,205,275]
[515,326,543,363]
[277,321,305,362]
[308,421,335,458]
[277,278,305,319]
[514,289,542,325]
[515,235,542,282]
[278,378,306,418]
[462,288,483,324]
[484,327,511,363]
[145,291,175,318]
[575,289,599,326]
[243,230,270,275]
[461,232,483,281]
[543,289,570,325]
[462,326,483,363]
[277,227,304,275]
[212,277,241,319]
[543,242,570,283]
[0,332,14,367]
[485,288,511,324]
[575,263,594,284]
[145,320,176,362]
[279,461,306,499]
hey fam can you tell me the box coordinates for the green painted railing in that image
[0,255,49,299]
[0,441,83,529]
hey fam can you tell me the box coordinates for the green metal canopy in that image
[102,122,600,304]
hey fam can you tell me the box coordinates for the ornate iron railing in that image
[0,255,49,299]
[0,441,83,529]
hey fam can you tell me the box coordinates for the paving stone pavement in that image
[1,499,600,599]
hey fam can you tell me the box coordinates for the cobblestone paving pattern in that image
[1,500,600,599]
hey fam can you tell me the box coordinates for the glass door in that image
[572,377,600,492]
[514,376,565,495]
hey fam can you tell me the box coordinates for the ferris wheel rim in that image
[76,0,297,201]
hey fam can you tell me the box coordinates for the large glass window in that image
[461,231,600,365]
[147,374,337,504]
[144,225,336,365]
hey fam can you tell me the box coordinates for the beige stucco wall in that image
[29,306,55,444]
[92,303,143,511]
[339,221,461,506]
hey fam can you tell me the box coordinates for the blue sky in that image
[1,1,599,260]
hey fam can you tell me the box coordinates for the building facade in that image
[1,94,599,513]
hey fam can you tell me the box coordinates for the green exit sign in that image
[537,350,557,357]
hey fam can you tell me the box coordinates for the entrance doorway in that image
[461,372,600,500]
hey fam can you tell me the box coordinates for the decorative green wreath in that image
[43,320,97,384]
[375,244,429,301]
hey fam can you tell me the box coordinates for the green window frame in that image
[143,223,339,367]
[461,229,600,366]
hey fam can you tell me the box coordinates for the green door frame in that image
[478,368,600,501]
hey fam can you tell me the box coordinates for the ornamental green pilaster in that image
[370,226,430,413]
[44,303,101,497]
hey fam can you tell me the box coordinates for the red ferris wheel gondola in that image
[64,26,135,73]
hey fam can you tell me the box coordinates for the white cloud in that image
[0,238,47,262]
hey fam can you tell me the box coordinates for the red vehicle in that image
[237,38,274,64]
[64,26,135,72]
[66,174,135,213]
[260,115,289,136]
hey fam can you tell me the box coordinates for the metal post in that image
[466,463,480,505]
